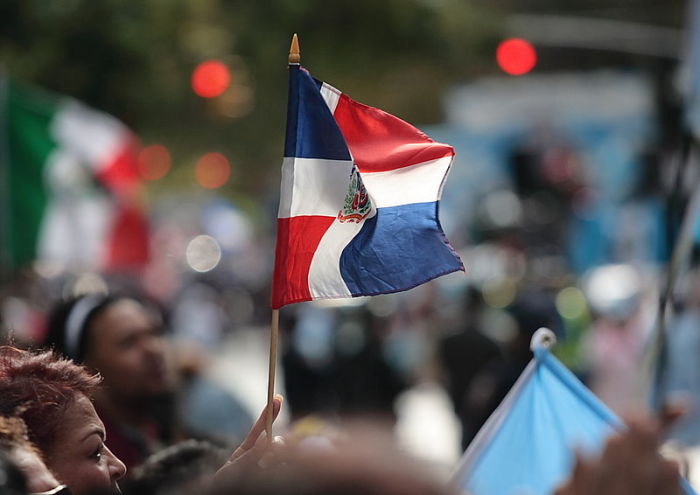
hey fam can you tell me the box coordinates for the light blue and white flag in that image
[452,328,696,495]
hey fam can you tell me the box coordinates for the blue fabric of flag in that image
[454,344,697,495]
[284,66,350,160]
[340,201,461,296]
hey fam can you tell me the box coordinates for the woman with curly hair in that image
[0,346,126,495]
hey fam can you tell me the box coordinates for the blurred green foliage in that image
[0,0,502,198]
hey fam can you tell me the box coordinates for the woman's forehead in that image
[94,299,158,330]
[59,395,104,439]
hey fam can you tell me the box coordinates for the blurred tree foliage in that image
[0,0,501,197]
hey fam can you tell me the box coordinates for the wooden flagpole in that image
[265,33,301,445]
[265,308,280,444]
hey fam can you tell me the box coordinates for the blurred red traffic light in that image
[192,61,231,98]
[496,38,537,76]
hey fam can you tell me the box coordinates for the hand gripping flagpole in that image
[265,33,301,445]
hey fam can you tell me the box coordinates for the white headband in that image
[64,295,104,360]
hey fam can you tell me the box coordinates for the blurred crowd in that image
[1,7,698,490]
[0,296,691,495]
[0,147,699,494]
[1,88,700,493]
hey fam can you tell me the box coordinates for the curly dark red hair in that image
[0,346,101,453]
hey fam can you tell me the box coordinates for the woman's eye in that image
[92,444,104,461]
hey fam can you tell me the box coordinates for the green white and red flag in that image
[0,80,149,272]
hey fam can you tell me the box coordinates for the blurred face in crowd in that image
[86,298,171,401]
[44,394,126,495]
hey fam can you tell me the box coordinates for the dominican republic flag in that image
[453,329,697,495]
[271,64,464,308]
[1,79,148,272]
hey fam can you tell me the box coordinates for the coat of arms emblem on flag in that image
[338,167,372,223]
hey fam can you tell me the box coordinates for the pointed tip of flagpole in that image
[289,33,301,64]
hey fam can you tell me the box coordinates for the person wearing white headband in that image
[44,293,175,471]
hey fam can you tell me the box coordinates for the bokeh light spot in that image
[482,278,517,309]
[496,38,537,76]
[195,152,231,189]
[584,264,641,319]
[71,272,109,296]
[137,144,171,181]
[186,235,222,272]
[556,287,587,320]
[192,60,231,98]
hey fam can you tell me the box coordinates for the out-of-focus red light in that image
[496,38,537,76]
[192,61,231,98]
[137,144,171,181]
[195,152,231,189]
